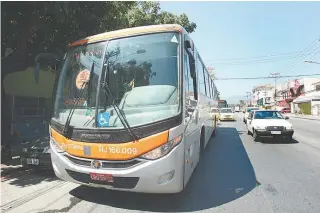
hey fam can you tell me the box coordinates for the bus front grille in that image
[65,155,142,169]
[66,169,139,189]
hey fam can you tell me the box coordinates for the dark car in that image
[20,135,52,170]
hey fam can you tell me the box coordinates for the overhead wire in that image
[214,73,320,80]
[282,35,320,74]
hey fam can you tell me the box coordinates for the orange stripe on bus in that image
[68,25,182,47]
[51,128,169,160]
[70,39,89,47]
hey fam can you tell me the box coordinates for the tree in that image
[1,2,197,156]
[126,2,196,33]
[2,1,197,67]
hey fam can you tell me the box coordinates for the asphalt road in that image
[1,113,320,213]
[287,116,320,149]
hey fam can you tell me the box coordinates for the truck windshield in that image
[53,32,180,129]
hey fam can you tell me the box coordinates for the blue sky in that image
[160,1,320,103]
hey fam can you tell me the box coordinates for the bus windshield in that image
[53,32,180,129]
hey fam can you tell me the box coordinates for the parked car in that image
[243,107,260,124]
[20,135,52,170]
[246,110,294,142]
[219,108,236,121]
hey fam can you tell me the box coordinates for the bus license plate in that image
[26,158,39,165]
[271,131,281,135]
[90,173,114,182]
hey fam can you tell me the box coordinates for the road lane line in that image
[1,181,69,212]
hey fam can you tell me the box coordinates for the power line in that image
[206,51,316,66]
[205,51,300,62]
[208,56,298,65]
[283,36,320,73]
[215,73,320,80]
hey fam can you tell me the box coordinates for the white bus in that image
[35,24,219,193]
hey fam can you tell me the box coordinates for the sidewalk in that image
[286,113,320,121]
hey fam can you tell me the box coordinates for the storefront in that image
[292,91,320,115]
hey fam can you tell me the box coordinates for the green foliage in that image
[2,1,197,54]
[126,2,197,33]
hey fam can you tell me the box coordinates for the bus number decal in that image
[98,145,137,155]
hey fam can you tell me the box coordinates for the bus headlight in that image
[50,138,66,153]
[140,135,183,160]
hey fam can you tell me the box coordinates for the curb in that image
[288,115,320,121]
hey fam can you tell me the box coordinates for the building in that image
[251,84,274,108]
[292,78,320,115]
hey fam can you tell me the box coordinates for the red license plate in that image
[90,173,114,182]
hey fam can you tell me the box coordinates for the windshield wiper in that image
[62,62,94,138]
[99,63,140,141]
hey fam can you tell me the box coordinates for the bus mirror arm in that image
[186,51,198,100]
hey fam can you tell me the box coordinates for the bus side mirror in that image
[184,40,194,51]
[185,40,196,79]
[185,42,197,100]
[189,55,196,79]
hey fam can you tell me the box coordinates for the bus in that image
[34,24,219,194]
[218,100,227,108]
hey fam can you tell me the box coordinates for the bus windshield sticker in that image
[85,108,93,118]
[76,69,90,89]
[97,112,110,127]
[170,35,178,43]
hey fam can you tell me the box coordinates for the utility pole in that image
[269,72,280,103]
[246,92,251,106]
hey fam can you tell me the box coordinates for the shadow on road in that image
[259,138,299,144]
[70,127,258,212]
[1,156,21,167]
[1,167,57,187]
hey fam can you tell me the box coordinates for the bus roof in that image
[70,24,184,47]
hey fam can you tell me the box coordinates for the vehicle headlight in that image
[140,135,183,160]
[256,126,265,130]
[285,126,293,130]
[50,138,66,153]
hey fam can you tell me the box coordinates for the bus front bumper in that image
[51,143,185,194]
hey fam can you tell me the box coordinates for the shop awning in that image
[3,67,56,98]
[293,91,320,104]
